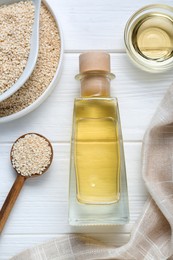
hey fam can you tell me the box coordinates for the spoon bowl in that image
[0,0,41,102]
[10,133,54,178]
[0,133,53,233]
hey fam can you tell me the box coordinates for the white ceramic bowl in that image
[0,0,64,123]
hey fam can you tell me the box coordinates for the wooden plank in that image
[0,143,147,235]
[1,1,170,258]
[0,53,171,143]
[46,0,173,51]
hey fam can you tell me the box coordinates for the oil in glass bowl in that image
[124,5,173,72]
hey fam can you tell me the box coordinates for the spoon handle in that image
[0,175,26,233]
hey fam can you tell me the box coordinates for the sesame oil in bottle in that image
[74,98,120,204]
[69,52,129,225]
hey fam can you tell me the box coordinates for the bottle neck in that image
[75,71,115,98]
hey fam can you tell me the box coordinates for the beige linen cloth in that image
[12,85,173,260]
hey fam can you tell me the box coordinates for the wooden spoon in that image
[0,133,53,233]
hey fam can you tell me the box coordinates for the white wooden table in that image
[0,0,173,259]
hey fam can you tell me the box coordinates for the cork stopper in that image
[79,52,110,73]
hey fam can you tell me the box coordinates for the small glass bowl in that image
[124,4,173,73]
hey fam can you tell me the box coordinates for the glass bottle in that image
[69,52,129,225]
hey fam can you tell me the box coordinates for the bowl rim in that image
[0,0,64,123]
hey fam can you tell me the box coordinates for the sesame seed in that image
[0,3,61,117]
[11,134,52,177]
[0,1,35,95]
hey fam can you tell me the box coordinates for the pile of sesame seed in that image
[11,134,52,177]
[0,3,61,117]
[0,1,35,95]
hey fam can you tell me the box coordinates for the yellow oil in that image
[132,13,173,60]
[74,98,120,204]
